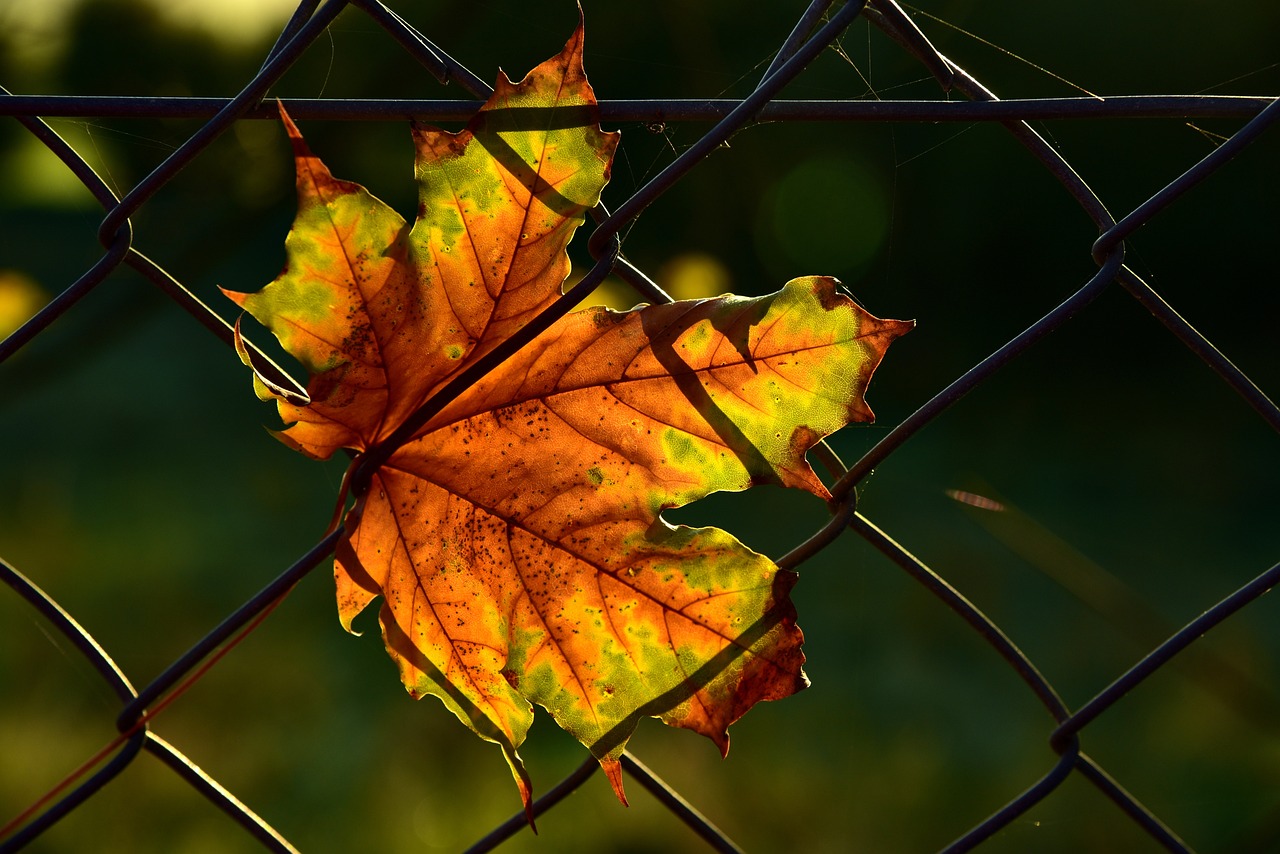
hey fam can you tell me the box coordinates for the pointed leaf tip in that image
[601,758,628,807]
[275,100,309,159]
[500,742,537,832]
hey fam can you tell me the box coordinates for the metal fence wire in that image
[2,0,1278,850]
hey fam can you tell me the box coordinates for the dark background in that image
[1,0,1278,851]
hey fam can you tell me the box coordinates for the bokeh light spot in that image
[0,270,49,339]
[762,155,889,276]
[657,251,731,301]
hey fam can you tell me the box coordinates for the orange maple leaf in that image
[224,23,911,818]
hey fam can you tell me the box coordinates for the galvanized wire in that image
[1,0,1277,851]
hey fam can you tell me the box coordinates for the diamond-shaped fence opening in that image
[2,1,1278,851]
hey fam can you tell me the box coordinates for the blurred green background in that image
[2,0,1278,851]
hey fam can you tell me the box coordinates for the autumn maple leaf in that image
[224,23,911,819]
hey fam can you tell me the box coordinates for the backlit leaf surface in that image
[225,23,911,816]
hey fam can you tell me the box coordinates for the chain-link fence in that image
[2,0,1278,850]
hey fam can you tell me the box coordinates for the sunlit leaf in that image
[225,21,911,819]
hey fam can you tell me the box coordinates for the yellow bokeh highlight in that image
[658,252,731,301]
[0,271,48,339]
[571,251,733,312]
